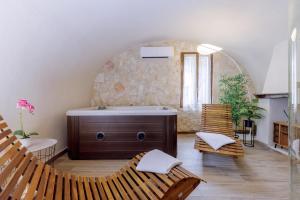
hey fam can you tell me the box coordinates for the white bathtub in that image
[66,106,177,116]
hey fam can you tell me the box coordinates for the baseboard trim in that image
[47,148,68,164]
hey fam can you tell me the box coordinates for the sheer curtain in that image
[182,54,211,111]
[198,56,211,107]
[183,54,198,111]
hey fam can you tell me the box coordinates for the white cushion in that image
[196,132,235,150]
[136,149,182,174]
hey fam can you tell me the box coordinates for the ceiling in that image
[0,0,287,91]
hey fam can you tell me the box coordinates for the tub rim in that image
[66,106,177,116]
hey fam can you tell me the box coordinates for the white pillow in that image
[196,132,235,150]
[136,149,182,174]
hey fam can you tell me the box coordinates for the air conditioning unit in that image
[140,46,174,58]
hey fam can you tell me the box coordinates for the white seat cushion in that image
[136,149,182,174]
[196,132,235,150]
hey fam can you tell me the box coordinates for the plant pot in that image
[244,120,253,128]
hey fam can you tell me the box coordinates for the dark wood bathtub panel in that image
[79,131,165,142]
[79,122,165,132]
[67,115,177,159]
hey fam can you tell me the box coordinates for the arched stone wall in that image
[91,40,256,132]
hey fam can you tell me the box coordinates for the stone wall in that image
[91,40,255,132]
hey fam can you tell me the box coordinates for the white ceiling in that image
[0,0,287,91]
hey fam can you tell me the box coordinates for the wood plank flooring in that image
[54,134,289,200]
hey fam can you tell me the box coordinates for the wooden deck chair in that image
[194,104,244,157]
[0,115,202,200]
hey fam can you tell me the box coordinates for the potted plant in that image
[219,74,249,128]
[13,99,39,139]
[240,98,265,128]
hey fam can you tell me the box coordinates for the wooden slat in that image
[0,152,33,200]
[45,168,56,200]
[77,176,86,200]
[95,177,108,200]
[0,142,21,166]
[111,174,130,200]
[35,164,51,200]
[165,171,180,182]
[89,177,100,200]
[177,166,198,178]
[25,161,45,200]
[83,177,93,200]
[55,170,63,200]
[129,161,164,198]
[0,122,8,130]
[0,129,12,141]
[64,173,71,200]
[132,158,169,193]
[12,157,38,200]
[0,135,17,152]
[120,168,148,200]
[97,177,113,200]
[107,176,121,199]
[115,171,138,200]
[71,175,79,200]
[127,165,159,199]
[0,147,27,185]
[170,168,185,179]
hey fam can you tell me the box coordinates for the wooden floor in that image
[55,134,289,200]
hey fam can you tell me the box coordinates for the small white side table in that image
[20,138,57,163]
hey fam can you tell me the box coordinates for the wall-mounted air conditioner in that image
[140,46,174,58]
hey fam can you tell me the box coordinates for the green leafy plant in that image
[219,74,249,127]
[240,98,265,121]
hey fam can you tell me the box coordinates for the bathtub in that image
[66,106,177,159]
[66,106,177,116]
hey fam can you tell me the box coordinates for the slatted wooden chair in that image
[194,104,244,157]
[0,115,202,200]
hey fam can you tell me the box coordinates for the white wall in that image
[262,41,288,94]
[0,50,99,153]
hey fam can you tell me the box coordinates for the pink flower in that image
[16,99,35,114]
[17,99,29,109]
[27,103,35,114]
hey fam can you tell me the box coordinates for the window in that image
[181,52,212,111]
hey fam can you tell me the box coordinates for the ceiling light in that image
[197,44,223,55]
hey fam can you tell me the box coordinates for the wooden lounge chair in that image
[0,115,201,200]
[194,104,244,157]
